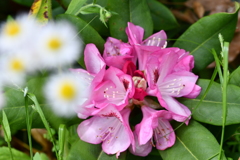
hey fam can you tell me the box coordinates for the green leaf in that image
[56,14,105,67]
[33,152,50,160]
[0,147,30,160]
[65,0,88,15]
[160,120,226,160]
[147,0,178,31]
[173,3,239,72]
[229,66,240,86]
[2,110,11,142]
[107,0,153,42]
[57,0,72,10]
[33,152,42,160]
[67,138,129,160]
[179,79,240,125]
[12,0,34,7]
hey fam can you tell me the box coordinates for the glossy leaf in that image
[160,120,226,160]
[179,79,240,125]
[12,0,33,6]
[65,0,88,15]
[67,138,131,160]
[29,0,52,24]
[0,147,30,160]
[57,0,71,10]
[147,0,178,31]
[229,66,240,86]
[107,0,153,42]
[173,4,239,72]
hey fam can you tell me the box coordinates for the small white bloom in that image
[0,49,35,86]
[35,21,82,69]
[44,71,91,117]
[0,14,39,52]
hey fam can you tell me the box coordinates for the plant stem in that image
[212,49,223,84]
[7,141,14,160]
[218,42,229,160]
[27,93,59,160]
[58,124,66,160]
[24,96,33,160]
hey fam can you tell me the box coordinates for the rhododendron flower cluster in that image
[76,22,201,157]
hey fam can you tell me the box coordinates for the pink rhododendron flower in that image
[75,22,201,157]
[130,106,175,156]
[146,49,201,124]
[77,105,134,158]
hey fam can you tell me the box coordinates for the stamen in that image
[151,37,156,46]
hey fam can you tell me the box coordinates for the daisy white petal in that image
[35,21,82,69]
[0,14,39,52]
[44,72,89,117]
[0,49,35,86]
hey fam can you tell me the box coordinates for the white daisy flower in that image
[0,49,36,86]
[35,21,82,69]
[0,14,39,52]
[44,71,91,117]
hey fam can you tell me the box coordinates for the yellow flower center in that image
[48,38,62,51]
[10,58,24,72]
[4,21,21,37]
[59,82,76,100]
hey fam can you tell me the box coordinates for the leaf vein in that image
[177,136,198,160]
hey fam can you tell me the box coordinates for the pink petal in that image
[159,71,199,97]
[135,45,161,71]
[78,105,133,156]
[137,108,155,145]
[157,51,179,83]
[93,67,134,110]
[153,118,176,150]
[142,30,167,48]
[138,106,172,145]
[104,56,134,70]
[103,37,134,69]
[84,43,106,75]
[159,95,191,124]
[126,22,144,45]
[129,125,152,157]
[184,84,201,99]
[174,55,194,72]
[135,106,175,152]
[91,66,105,85]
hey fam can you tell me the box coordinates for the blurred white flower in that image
[0,14,38,53]
[0,49,36,86]
[44,72,91,117]
[35,21,82,69]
